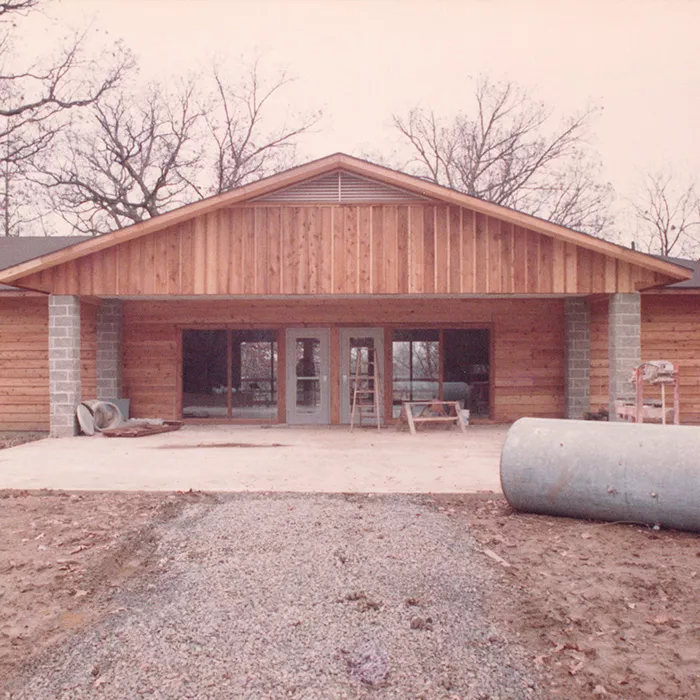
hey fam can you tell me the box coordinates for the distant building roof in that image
[656,256,700,289]
[0,236,90,291]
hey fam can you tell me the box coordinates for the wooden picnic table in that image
[402,400,467,435]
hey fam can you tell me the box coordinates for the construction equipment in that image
[615,360,680,424]
[500,417,700,532]
[350,346,381,431]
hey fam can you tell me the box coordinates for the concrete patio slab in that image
[0,425,507,493]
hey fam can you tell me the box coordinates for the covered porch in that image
[48,293,644,436]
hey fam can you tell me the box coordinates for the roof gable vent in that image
[255,169,428,203]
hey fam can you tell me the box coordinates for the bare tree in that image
[44,60,321,235]
[43,82,203,234]
[0,0,131,235]
[392,77,614,236]
[632,171,700,257]
[199,60,321,196]
[0,0,37,16]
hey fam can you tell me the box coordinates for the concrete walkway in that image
[0,425,507,493]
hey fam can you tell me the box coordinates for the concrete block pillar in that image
[608,292,641,420]
[96,300,123,400]
[564,298,590,419]
[49,295,81,437]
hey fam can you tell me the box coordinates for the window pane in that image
[443,329,490,417]
[231,330,277,420]
[296,338,321,409]
[182,330,229,418]
[348,337,378,417]
[392,330,440,416]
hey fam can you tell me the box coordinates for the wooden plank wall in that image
[81,302,97,401]
[18,204,669,296]
[642,295,700,424]
[589,297,609,413]
[122,298,565,423]
[588,294,700,424]
[0,297,49,431]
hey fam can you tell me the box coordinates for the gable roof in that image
[0,236,90,292]
[0,153,691,285]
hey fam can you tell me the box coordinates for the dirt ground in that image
[430,493,700,699]
[0,489,210,690]
[0,490,698,698]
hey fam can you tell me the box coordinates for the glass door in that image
[286,328,330,424]
[340,328,384,424]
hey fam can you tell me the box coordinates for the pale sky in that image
[30,0,700,235]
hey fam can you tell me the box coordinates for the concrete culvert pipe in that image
[81,400,123,432]
[500,418,700,532]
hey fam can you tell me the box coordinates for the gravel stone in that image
[7,494,541,699]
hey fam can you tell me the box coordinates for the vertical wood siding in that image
[16,204,670,295]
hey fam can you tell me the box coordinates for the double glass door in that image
[285,328,384,425]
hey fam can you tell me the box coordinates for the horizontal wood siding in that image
[16,204,671,296]
[121,298,565,422]
[589,295,700,424]
[642,295,700,424]
[81,302,97,401]
[589,297,609,413]
[0,297,49,431]
[123,312,179,420]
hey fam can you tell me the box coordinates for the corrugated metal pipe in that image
[500,418,700,532]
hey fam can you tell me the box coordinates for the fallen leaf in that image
[569,660,584,675]
[483,548,511,568]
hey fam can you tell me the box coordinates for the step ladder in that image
[350,346,382,431]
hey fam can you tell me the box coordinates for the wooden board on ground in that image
[101,421,183,438]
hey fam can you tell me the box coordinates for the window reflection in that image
[182,329,277,419]
[392,329,490,418]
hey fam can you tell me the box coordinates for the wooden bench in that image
[402,400,467,435]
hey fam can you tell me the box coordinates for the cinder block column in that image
[49,295,81,437]
[608,292,641,420]
[565,298,590,419]
[96,300,123,400]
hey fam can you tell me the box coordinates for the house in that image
[0,153,696,436]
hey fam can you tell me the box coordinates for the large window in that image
[392,330,440,410]
[182,329,278,420]
[392,328,490,418]
[182,330,229,418]
[443,329,490,417]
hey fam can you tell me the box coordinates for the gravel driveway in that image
[8,494,539,699]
